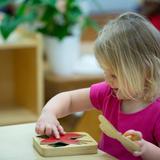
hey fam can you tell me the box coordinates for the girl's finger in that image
[133,151,142,157]
[38,123,46,135]
[35,123,40,134]
[125,135,132,138]
[57,125,66,135]
[123,130,142,141]
[45,124,52,136]
[135,139,143,147]
[124,129,137,136]
[52,126,60,139]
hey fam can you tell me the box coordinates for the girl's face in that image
[104,69,124,99]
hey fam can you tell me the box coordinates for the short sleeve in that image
[154,114,160,143]
[90,81,112,111]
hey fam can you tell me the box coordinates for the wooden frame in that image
[0,31,44,125]
[33,132,97,157]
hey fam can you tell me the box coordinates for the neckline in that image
[119,99,156,116]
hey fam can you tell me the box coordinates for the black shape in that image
[49,142,69,147]
[37,135,49,139]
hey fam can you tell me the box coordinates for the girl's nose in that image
[107,79,117,89]
[106,79,114,87]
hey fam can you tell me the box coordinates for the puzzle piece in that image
[33,132,98,157]
[40,132,84,145]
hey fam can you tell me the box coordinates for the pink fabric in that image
[148,14,160,31]
[90,82,160,160]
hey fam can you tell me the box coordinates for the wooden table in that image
[0,123,117,160]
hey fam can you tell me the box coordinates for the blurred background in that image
[0,0,159,141]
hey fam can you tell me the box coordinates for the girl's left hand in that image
[123,130,148,157]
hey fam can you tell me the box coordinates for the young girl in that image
[35,12,160,160]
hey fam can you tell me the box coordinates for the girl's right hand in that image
[35,111,65,139]
[123,130,144,156]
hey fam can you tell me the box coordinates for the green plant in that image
[0,0,100,40]
[0,0,36,40]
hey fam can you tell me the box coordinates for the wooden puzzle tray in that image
[33,132,97,157]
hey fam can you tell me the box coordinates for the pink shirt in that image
[90,82,160,160]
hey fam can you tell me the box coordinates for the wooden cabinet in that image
[75,110,102,142]
[45,69,104,102]
[0,32,44,125]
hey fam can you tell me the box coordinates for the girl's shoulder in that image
[152,98,160,111]
[90,81,110,89]
[90,81,112,97]
[90,81,116,111]
[145,98,160,118]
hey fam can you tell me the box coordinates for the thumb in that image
[133,151,142,157]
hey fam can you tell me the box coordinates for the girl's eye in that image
[111,74,116,79]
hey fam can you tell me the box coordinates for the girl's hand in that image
[123,130,148,157]
[35,110,65,139]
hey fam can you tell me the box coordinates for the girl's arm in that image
[42,88,93,118]
[35,88,94,138]
[124,130,160,160]
[138,141,160,160]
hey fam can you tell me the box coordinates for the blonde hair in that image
[95,12,160,102]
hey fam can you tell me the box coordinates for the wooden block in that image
[99,115,141,152]
[33,132,97,157]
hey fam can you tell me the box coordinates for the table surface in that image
[0,123,117,160]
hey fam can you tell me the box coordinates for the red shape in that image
[148,14,160,31]
[40,132,83,145]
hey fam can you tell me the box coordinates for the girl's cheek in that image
[116,91,125,100]
[116,92,122,99]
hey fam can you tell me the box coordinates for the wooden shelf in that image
[0,31,44,125]
[45,69,104,101]
[46,70,103,83]
[0,106,37,125]
[0,29,38,49]
[0,38,37,49]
